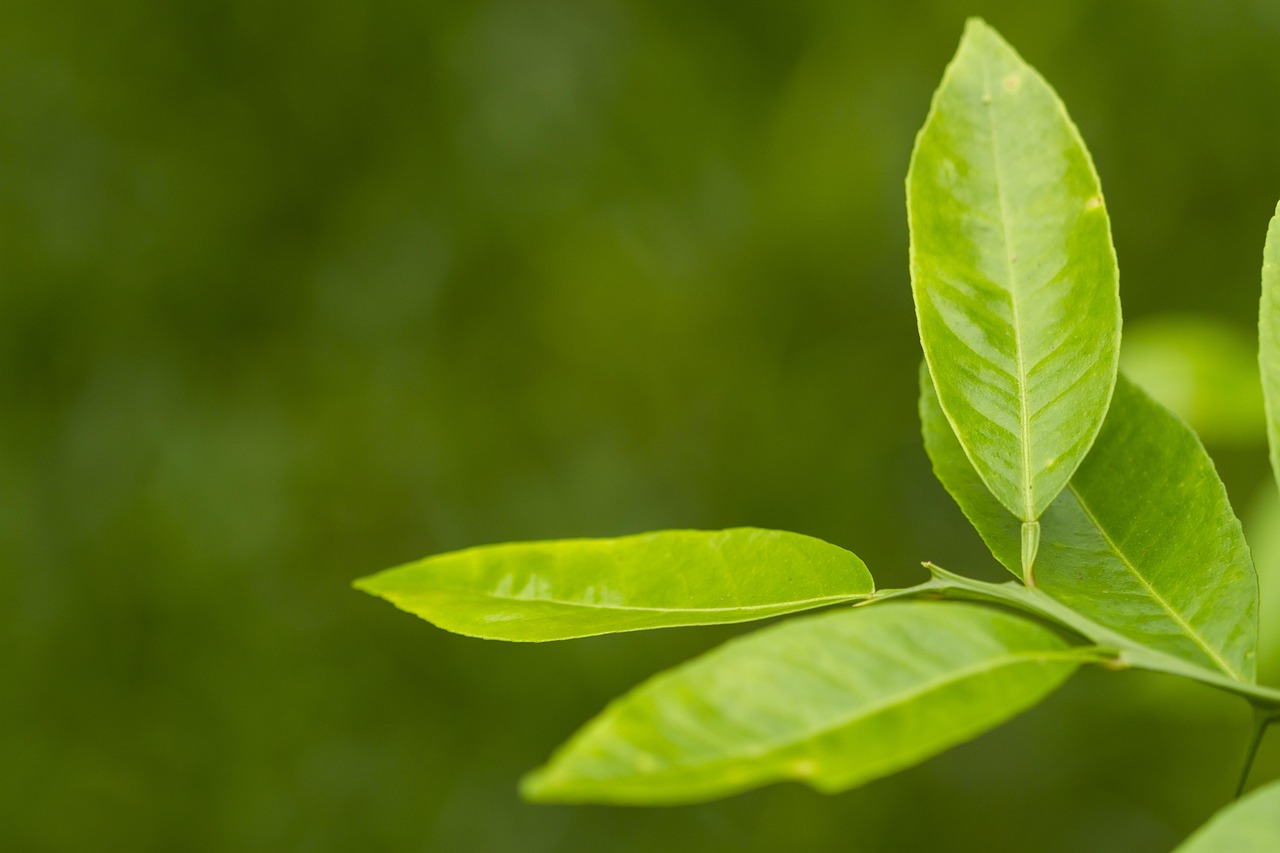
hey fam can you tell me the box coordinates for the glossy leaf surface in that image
[908,18,1120,524]
[522,602,1083,804]
[1261,202,1280,491]
[921,367,1258,681]
[1174,780,1280,852]
[353,528,873,642]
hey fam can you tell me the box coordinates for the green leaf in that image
[521,602,1085,804]
[921,366,1258,681]
[1173,779,1280,852]
[1122,314,1265,447]
[353,528,873,642]
[864,563,1280,710]
[1260,201,1280,492]
[1244,483,1280,685]
[907,18,1121,534]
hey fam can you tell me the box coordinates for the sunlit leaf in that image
[521,602,1086,804]
[1173,779,1280,852]
[921,367,1257,681]
[1261,201,1280,492]
[353,528,873,642]
[907,19,1121,541]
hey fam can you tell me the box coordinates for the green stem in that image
[864,563,1280,710]
[1236,708,1274,799]
[1020,521,1040,587]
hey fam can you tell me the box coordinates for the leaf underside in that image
[921,366,1258,681]
[353,528,873,642]
[908,18,1121,523]
[522,602,1084,805]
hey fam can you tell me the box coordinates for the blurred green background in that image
[5,0,1280,850]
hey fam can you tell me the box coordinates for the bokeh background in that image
[6,1,1280,850]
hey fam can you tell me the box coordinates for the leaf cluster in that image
[357,19,1280,849]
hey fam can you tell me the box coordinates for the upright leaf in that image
[1173,779,1280,852]
[921,367,1258,681]
[522,602,1086,804]
[353,528,873,642]
[907,19,1121,542]
[1260,201,1280,490]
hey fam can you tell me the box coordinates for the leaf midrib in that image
[980,52,1035,522]
[395,586,873,615]
[1067,483,1242,680]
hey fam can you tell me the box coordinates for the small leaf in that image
[907,18,1121,531]
[521,602,1084,804]
[1260,201,1280,491]
[1173,779,1280,852]
[353,528,873,642]
[921,366,1258,681]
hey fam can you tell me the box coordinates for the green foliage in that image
[354,528,872,641]
[357,16,1279,849]
[1261,203,1280,493]
[905,20,1120,565]
[1174,780,1280,852]
[921,371,1258,680]
[522,603,1086,804]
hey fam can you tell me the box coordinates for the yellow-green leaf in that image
[921,367,1258,681]
[1260,201,1280,492]
[522,602,1084,804]
[1173,780,1280,852]
[907,19,1120,535]
[353,528,873,642]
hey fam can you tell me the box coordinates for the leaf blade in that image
[1260,202,1280,491]
[353,528,873,642]
[921,366,1258,681]
[522,602,1083,804]
[1173,779,1280,852]
[907,18,1121,526]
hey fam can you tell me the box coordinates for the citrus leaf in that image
[521,602,1085,804]
[1260,201,1280,492]
[921,367,1258,681]
[1173,779,1280,852]
[907,18,1120,540]
[353,528,873,642]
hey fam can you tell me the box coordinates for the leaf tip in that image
[958,17,1019,64]
[350,569,388,598]
[517,765,560,803]
[962,17,1001,45]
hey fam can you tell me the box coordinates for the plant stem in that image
[1020,521,1040,587]
[1235,707,1273,799]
